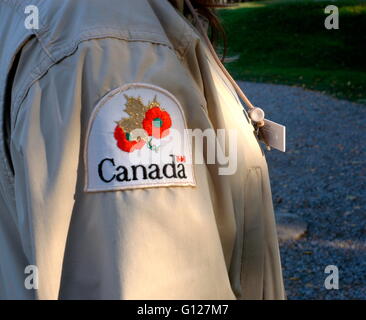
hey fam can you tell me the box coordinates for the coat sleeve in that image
[10,37,238,299]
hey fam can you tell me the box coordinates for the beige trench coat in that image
[0,0,285,300]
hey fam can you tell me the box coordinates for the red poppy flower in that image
[114,125,145,152]
[142,107,172,138]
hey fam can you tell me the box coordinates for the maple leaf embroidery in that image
[117,95,149,133]
[114,94,172,153]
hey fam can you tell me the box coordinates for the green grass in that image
[218,0,366,103]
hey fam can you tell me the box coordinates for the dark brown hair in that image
[169,0,228,59]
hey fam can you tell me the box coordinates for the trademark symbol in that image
[176,155,186,163]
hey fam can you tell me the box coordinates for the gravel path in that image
[238,81,366,300]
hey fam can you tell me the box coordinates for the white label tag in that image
[84,83,196,192]
[260,119,286,152]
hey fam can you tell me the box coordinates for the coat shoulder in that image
[19,0,197,60]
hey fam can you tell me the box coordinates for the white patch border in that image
[83,82,196,193]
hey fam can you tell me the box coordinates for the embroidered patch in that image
[84,83,196,192]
